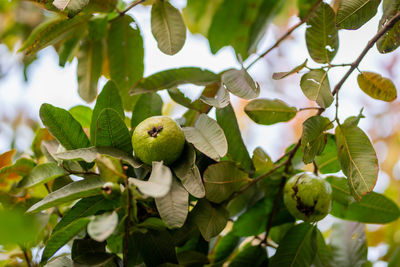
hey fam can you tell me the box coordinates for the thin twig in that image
[299,107,324,112]
[119,0,145,15]
[331,10,400,97]
[20,246,32,267]
[313,161,319,176]
[123,179,132,267]
[245,0,322,70]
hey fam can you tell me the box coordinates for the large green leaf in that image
[228,243,268,267]
[90,81,124,145]
[52,195,115,233]
[27,175,105,213]
[77,39,103,103]
[301,116,333,164]
[357,71,397,102]
[132,67,220,95]
[203,162,249,203]
[244,99,297,125]
[87,211,118,242]
[183,114,228,161]
[222,68,260,99]
[216,104,254,173]
[313,228,334,267]
[108,15,144,110]
[192,199,229,241]
[40,103,91,150]
[71,238,118,266]
[45,257,73,267]
[0,209,40,245]
[315,134,341,174]
[330,222,368,267]
[300,70,334,108]
[19,14,91,55]
[297,0,320,19]
[335,122,378,201]
[41,217,91,263]
[131,93,163,129]
[69,105,92,128]
[232,197,273,237]
[213,231,241,263]
[327,176,400,223]
[377,0,400,53]
[129,161,172,198]
[155,177,189,228]
[305,3,339,63]
[59,32,83,67]
[172,144,205,198]
[270,223,317,267]
[336,0,381,30]
[18,162,67,189]
[151,0,186,55]
[95,108,132,154]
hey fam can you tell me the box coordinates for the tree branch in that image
[119,0,146,16]
[123,178,132,267]
[245,0,322,70]
[20,246,32,267]
[331,10,400,97]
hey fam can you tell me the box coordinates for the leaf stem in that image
[123,178,132,267]
[20,246,32,267]
[119,0,146,16]
[245,0,322,70]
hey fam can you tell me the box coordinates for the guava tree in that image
[1,0,400,266]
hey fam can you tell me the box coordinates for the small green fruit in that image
[102,182,121,200]
[132,116,185,165]
[283,172,332,222]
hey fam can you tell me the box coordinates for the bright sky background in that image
[0,2,399,264]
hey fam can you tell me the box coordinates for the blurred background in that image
[1,0,400,265]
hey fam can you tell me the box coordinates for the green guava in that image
[283,172,332,222]
[132,116,185,165]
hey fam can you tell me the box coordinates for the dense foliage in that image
[1,0,400,266]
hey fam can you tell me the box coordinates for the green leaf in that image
[222,68,260,99]
[53,0,89,12]
[335,122,378,201]
[232,197,273,237]
[132,67,220,95]
[183,114,228,161]
[305,3,339,63]
[297,0,320,19]
[0,209,40,245]
[270,223,317,267]
[203,162,249,203]
[192,199,229,241]
[87,211,118,242]
[216,104,254,172]
[45,256,73,267]
[41,217,91,263]
[300,69,334,108]
[108,15,144,110]
[313,228,334,267]
[59,33,83,67]
[52,195,115,233]
[177,251,208,266]
[252,147,274,176]
[272,59,308,80]
[228,243,268,267]
[131,93,163,129]
[172,144,205,198]
[55,146,141,168]
[27,175,105,213]
[151,0,186,55]
[18,162,67,189]
[244,98,297,125]
[330,222,367,267]
[389,247,400,267]
[336,0,381,30]
[155,177,189,228]
[377,0,400,53]
[71,238,117,266]
[327,176,400,223]
[315,134,341,174]
[200,86,230,109]
[357,71,397,102]
[69,105,93,128]
[95,108,132,154]
[19,14,91,55]
[301,116,333,164]
[213,231,241,263]
[77,39,103,103]
[168,88,207,111]
[129,161,172,198]
[40,103,91,151]
[91,81,124,145]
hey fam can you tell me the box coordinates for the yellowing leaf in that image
[357,72,397,102]
[0,149,16,168]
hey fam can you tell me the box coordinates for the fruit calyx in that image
[148,126,163,137]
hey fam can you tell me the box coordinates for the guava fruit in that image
[132,116,185,165]
[283,172,332,222]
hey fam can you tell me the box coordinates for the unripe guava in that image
[132,116,185,165]
[283,172,332,222]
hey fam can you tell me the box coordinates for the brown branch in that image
[123,177,132,267]
[119,0,145,15]
[331,10,400,97]
[246,0,322,70]
[20,246,32,267]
